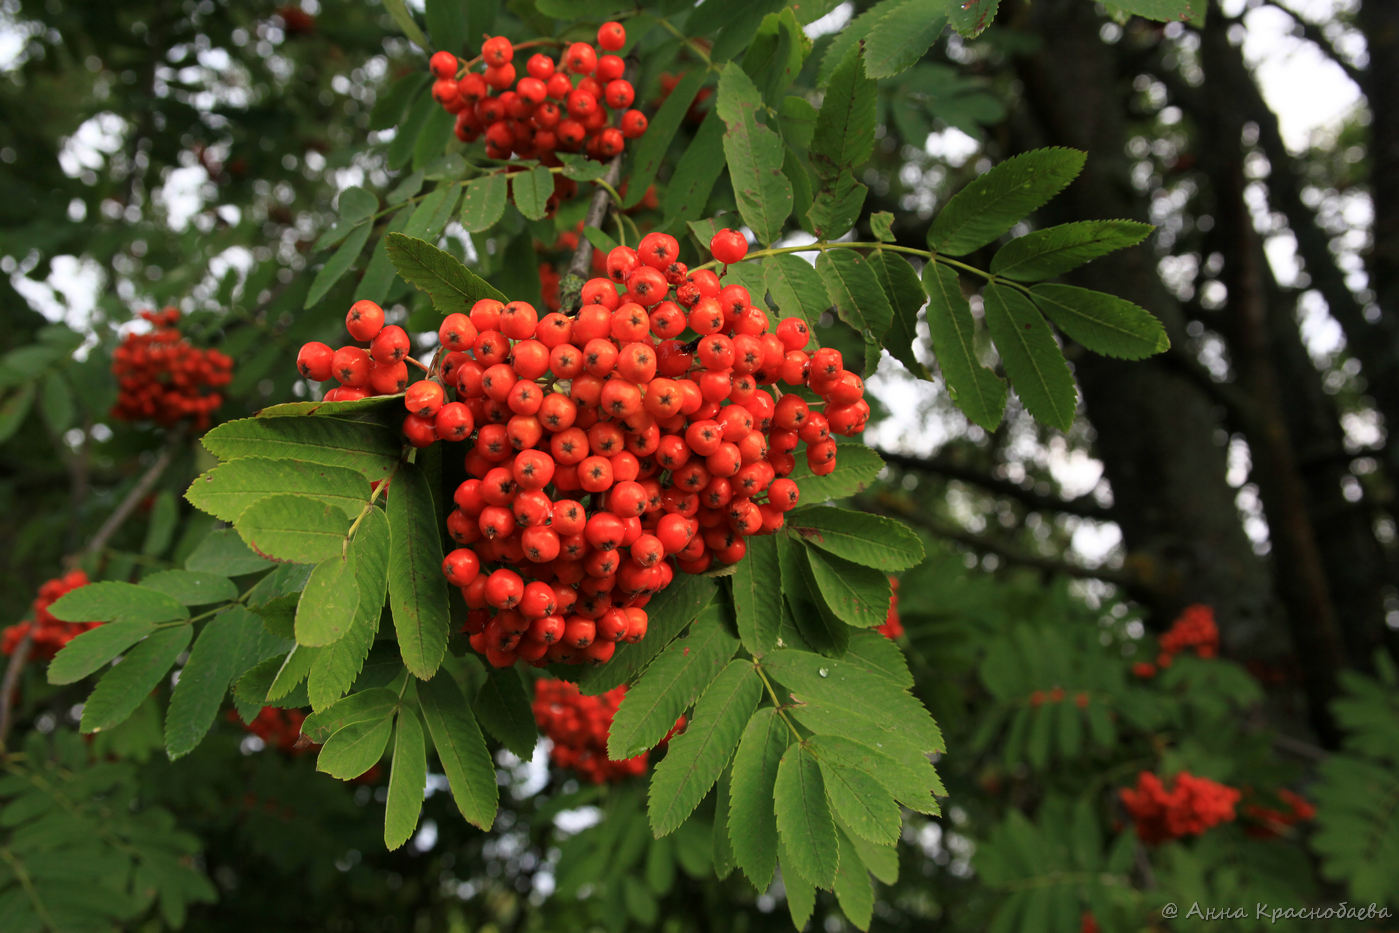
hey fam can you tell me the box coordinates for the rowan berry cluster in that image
[1119,770,1241,844]
[111,308,233,430]
[1,570,99,659]
[1028,687,1089,708]
[428,23,646,162]
[1242,788,1315,839]
[1132,603,1220,678]
[532,679,682,783]
[876,577,903,639]
[295,300,419,402]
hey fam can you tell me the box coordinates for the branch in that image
[871,446,1114,519]
[80,433,182,565]
[564,151,626,294]
[0,632,34,753]
[854,492,1142,589]
[1263,0,1365,88]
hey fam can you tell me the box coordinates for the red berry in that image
[345,299,385,342]
[597,21,626,51]
[709,228,748,265]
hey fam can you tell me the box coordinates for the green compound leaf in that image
[716,63,793,245]
[294,551,359,648]
[48,621,158,686]
[774,744,839,889]
[787,442,886,504]
[459,172,508,233]
[922,262,1006,430]
[763,253,830,330]
[843,630,914,689]
[510,164,554,221]
[474,667,538,760]
[816,250,894,340]
[731,533,782,656]
[801,548,895,629]
[990,219,1153,282]
[386,462,449,679]
[728,707,793,890]
[384,706,428,850]
[385,232,508,313]
[787,506,925,571]
[307,507,388,710]
[317,716,394,780]
[833,830,876,930]
[202,416,402,481]
[865,0,947,79]
[137,570,238,607]
[302,687,400,743]
[810,44,875,177]
[608,619,739,759]
[235,495,354,564]
[647,660,762,837]
[419,674,498,830]
[982,283,1077,432]
[47,582,189,626]
[627,69,709,208]
[950,0,1000,38]
[811,745,903,846]
[576,573,719,696]
[305,222,371,310]
[80,626,192,735]
[870,250,930,378]
[661,112,727,229]
[1100,0,1205,26]
[805,733,942,816]
[1030,283,1170,360]
[927,148,1087,257]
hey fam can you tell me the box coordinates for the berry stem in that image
[456,38,562,73]
[695,241,1022,294]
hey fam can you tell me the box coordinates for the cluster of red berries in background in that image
[1,570,99,659]
[1027,686,1090,709]
[111,308,233,430]
[1132,603,1219,678]
[429,23,647,162]
[532,679,682,783]
[233,707,312,755]
[295,230,870,670]
[1242,787,1316,839]
[1119,770,1241,844]
[876,577,903,639]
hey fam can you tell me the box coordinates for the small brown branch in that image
[854,493,1142,589]
[79,433,182,566]
[564,153,626,288]
[0,632,34,753]
[871,446,1113,519]
[1262,0,1365,88]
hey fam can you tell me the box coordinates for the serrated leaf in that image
[815,0,899,84]
[338,186,379,225]
[185,458,370,524]
[833,831,875,930]
[716,63,793,245]
[728,707,792,890]
[184,528,275,577]
[774,744,839,889]
[235,495,353,564]
[950,0,999,37]
[922,261,1006,429]
[202,416,401,481]
[165,606,283,759]
[608,620,738,758]
[928,148,1086,256]
[138,570,238,606]
[813,747,902,845]
[865,0,946,79]
[301,687,400,743]
[713,772,737,880]
[557,153,608,182]
[459,173,508,233]
[983,283,1077,431]
[317,716,394,780]
[576,574,718,695]
[385,232,507,314]
[787,506,924,571]
[802,549,894,629]
[295,552,359,647]
[48,582,189,626]
[475,668,537,760]
[787,442,885,504]
[400,183,461,240]
[510,165,554,221]
[418,674,498,830]
[305,222,371,309]
[648,660,762,836]
[627,69,709,208]
[990,220,1152,282]
[1029,284,1169,360]
[816,250,893,339]
[1100,0,1205,26]
[385,706,428,849]
[48,621,157,686]
[842,630,913,689]
[848,830,900,884]
[763,254,828,331]
[870,251,930,378]
[386,462,449,679]
[307,508,388,710]
[731,534,782,656]
[266,645,318,701]
[811,44,875,176]
[807,170,867,240]
[80,626,191,734]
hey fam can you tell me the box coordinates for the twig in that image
[871,446,1113,519]
[1262,0,1365,88]
[564,153,626,285]
[80,433,182,565]
[0,632,34,753]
